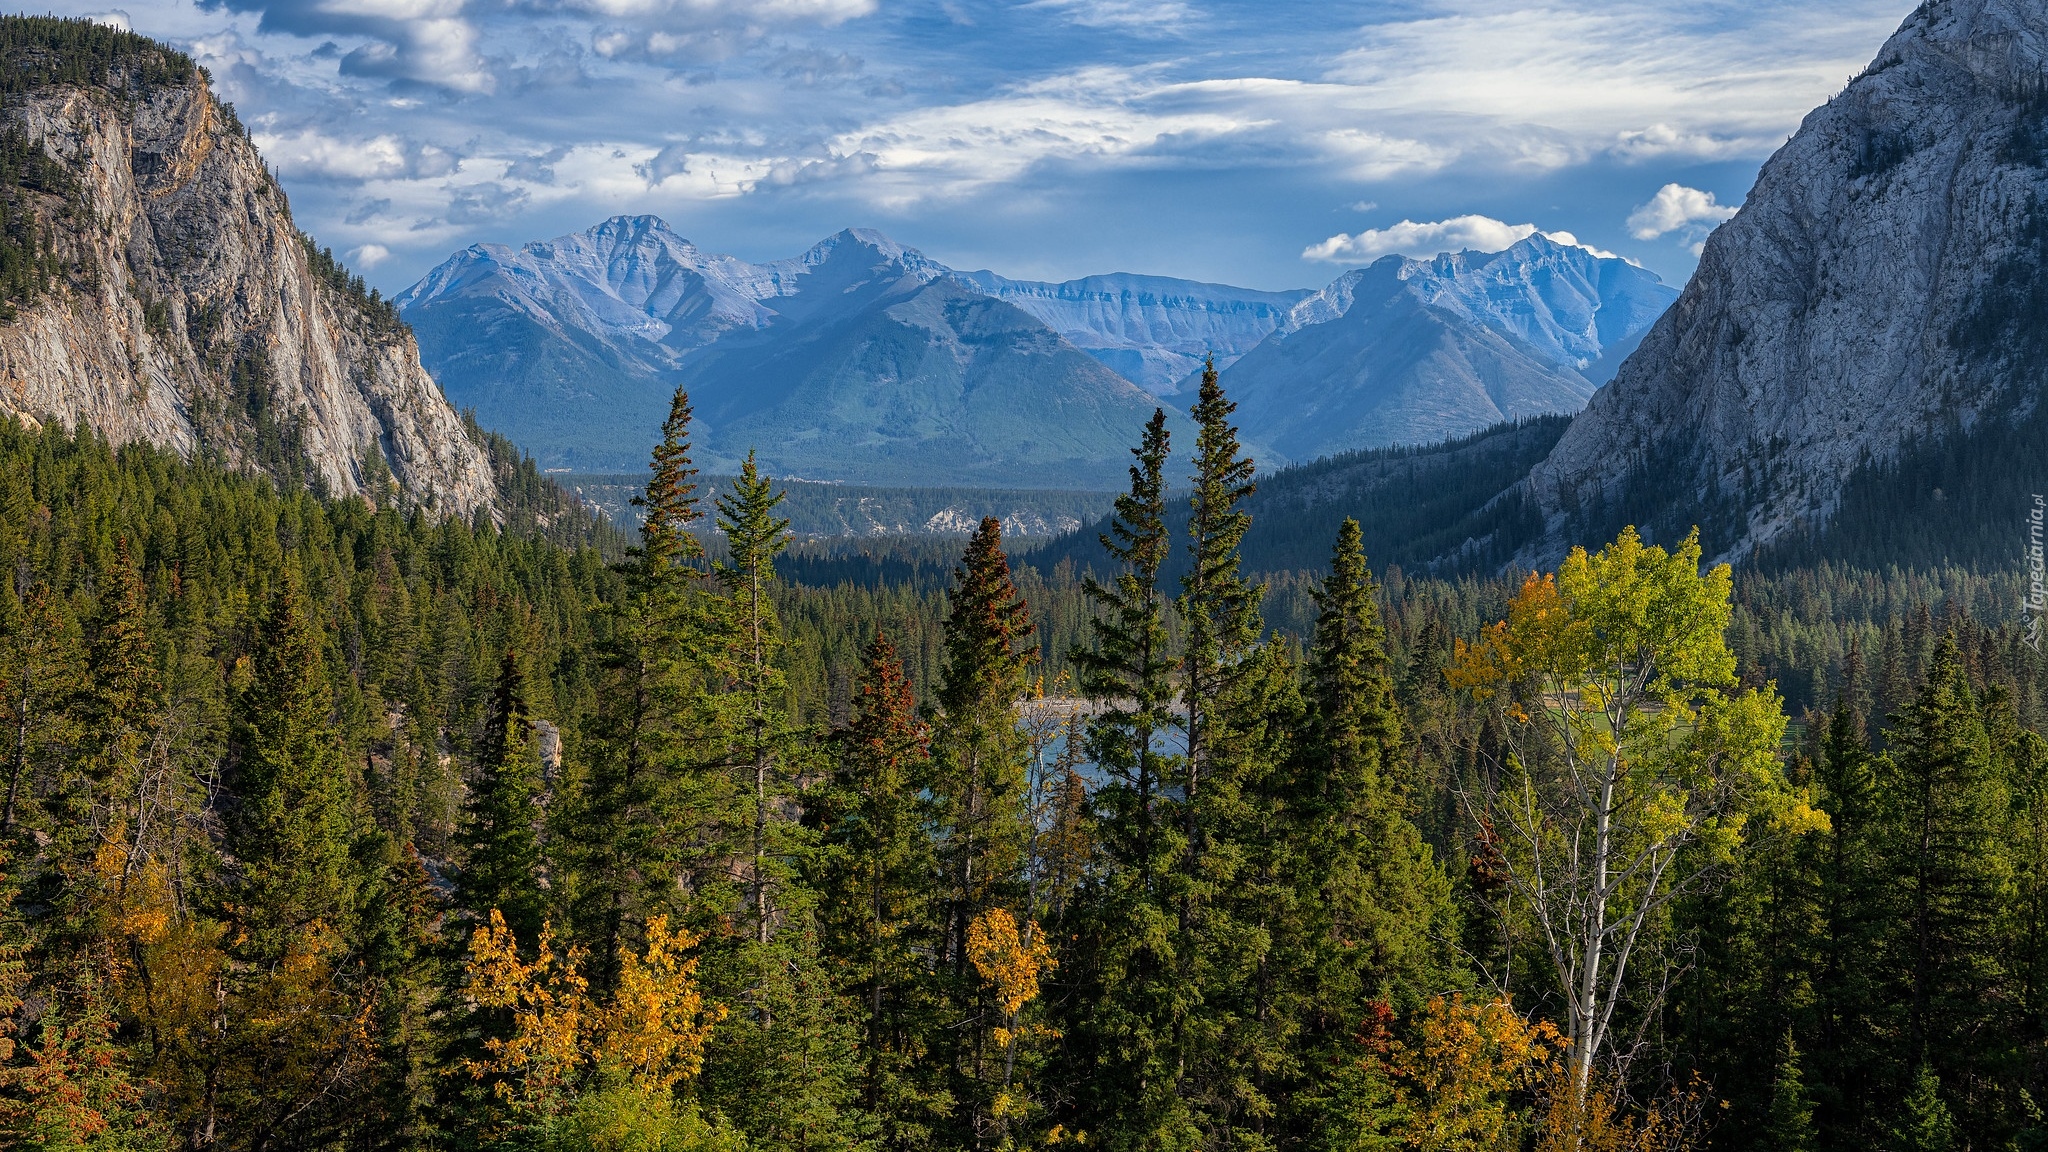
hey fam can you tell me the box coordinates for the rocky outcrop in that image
[0,30,495,515]
[1524,0,2048,564]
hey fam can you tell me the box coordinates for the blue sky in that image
[37,0,1916,293]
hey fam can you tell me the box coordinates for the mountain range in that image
[398,219,1675,484]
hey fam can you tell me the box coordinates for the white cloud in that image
[1303,218,1627,263]
[349,243,391,268]
[1022,0,1195,32]
[1303,215,1538,263]
[84,9,132,30]
[254,129,458,181]
[1324,2,1909,166]
[1626,183,1738,239]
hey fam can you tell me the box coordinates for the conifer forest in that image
[0,360,2040,1152]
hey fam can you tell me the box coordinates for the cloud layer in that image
[55,0,1916,291]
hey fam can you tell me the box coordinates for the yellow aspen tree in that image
[1448,527,1816,1101]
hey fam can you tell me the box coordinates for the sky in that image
[36,0,1919,294]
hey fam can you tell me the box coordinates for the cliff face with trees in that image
[0,17,496,516]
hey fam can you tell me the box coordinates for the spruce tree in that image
[712,451,794,944]
[1893,1065,1957,1152]
[1177,358,1260,848]
[454,650,545,940]
[1766,1031,1819,1152]
[1880,637,2010,1099]
[1065,408,1192,1146]
[808,633,948,1149]
[568,385,722,989]
[1074,408,1176,890]
[1284,518,1451,1108]
[933,516,1033,965]
[71,542,164,879]
[932,516,1034,1145]
[699,454,862,1152]
[230,568,361,957]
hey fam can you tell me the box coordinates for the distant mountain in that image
[951,271,1310,395]
[1218,235,1678,462]
[1519,0,2048,566]
[401,220,1182,486]
[401,220,1673,485]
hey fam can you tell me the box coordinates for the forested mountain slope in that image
[0,17,496,515]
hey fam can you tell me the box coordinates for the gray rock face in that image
[0,71,496,515]
[1525,0,2048,563]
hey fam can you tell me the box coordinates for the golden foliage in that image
[967,908,1053,1017]
[462,910,723,1115]
[1386,994,1561,1152]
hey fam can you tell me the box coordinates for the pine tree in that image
[712,451,794,945]
[1765,1031,1818,1152]
[931,516,1035,1145]
[454,650,545,941]
[1880,637,2010,1099]
[1281,518,1452,1126]
[808,633,949,1149]
[230,568,361,956]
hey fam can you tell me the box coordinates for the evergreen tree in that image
[454,649,545,941]
[712,451,795,944]
[1765,1031,1818,1152]
[932,516,1034,1145]
[809,633,949,1149]
[1880,638,2010,1104]
[1176,358,1261,859]
[1812,693,1887,1150]
[568,385,723,989]
[1892,1065,1957,1152]
[1065,408,1192,1145]
[1279,518,1453,1133]
[701,454,864,1152]
[230,568,361,956]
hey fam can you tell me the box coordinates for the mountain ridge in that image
[402,217,1673,484]
[0,17,496,515]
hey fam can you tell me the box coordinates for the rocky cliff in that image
[1524,0,2048,564]
[0,19,495,515]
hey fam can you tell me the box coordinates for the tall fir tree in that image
[568,385,726,990]
[1879,636,2010,1124]
[1277,518,1454,1139]
[700,453,864,1152]
[454,649,545,940]
[808,633,949,1150]
[230,567,361,957]
[712,450,795,945]
[1065,407,1193,1146]
[932,516,1035,1146]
